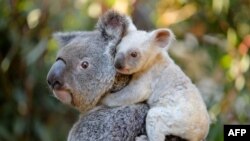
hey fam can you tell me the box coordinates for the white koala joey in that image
[101,28,210,141]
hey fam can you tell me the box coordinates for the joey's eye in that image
[81,61,89,69]
[130,52,137,58]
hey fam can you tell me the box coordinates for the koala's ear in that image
[53,32,81,47]
[150,28,175,49]
[96,10,137,41]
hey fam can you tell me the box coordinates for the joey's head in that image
[47,10,136,112]
[114,28,174,74]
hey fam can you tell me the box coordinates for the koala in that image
[47,10,149,141]
[101,29,210,141]
[47,10,138,112]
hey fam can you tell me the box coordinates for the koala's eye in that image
[81,61,89,69]
[130,52,137,58]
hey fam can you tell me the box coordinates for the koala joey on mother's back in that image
[101,29,210,141]
[47,10,150,141]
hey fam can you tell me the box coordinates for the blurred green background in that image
[0,0,249,141]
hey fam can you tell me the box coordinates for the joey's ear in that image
[53,32,82,47]
[96,10,137,41]
[150,29,175,49]
[126,16,137,33]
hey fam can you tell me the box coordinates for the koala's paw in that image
[135,135,148,141]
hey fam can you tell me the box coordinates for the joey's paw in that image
[100,99,110,107]
[135,135,148,141]
[101,95,116,107]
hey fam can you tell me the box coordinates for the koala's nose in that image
[47,59,66,90]
[115,53,125,70]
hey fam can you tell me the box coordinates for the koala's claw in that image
[135,135,148,141]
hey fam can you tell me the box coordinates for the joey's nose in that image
[115,53,125,70]
[47,59,66,90]
[115,61,124,70]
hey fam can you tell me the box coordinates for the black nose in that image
[115,61,124,70]
[47,59,66,90]
[115,53,125,70]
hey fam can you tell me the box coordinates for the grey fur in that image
[68,104,148,141]
[96,10,128,42]
[53,32,83,47]
[47,10,149,141]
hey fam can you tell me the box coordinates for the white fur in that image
[102,29,210,141]
[126,17,137,32]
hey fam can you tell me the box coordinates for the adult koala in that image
[47,11,184,141]
[47,11,148,141]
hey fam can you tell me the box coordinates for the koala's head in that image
[114,28,174,74]
[47,10,135,112]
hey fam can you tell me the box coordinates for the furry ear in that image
[150,29,175,49]
[96,10,137,41]
[125,17,137,33]
[53,32,82,47]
